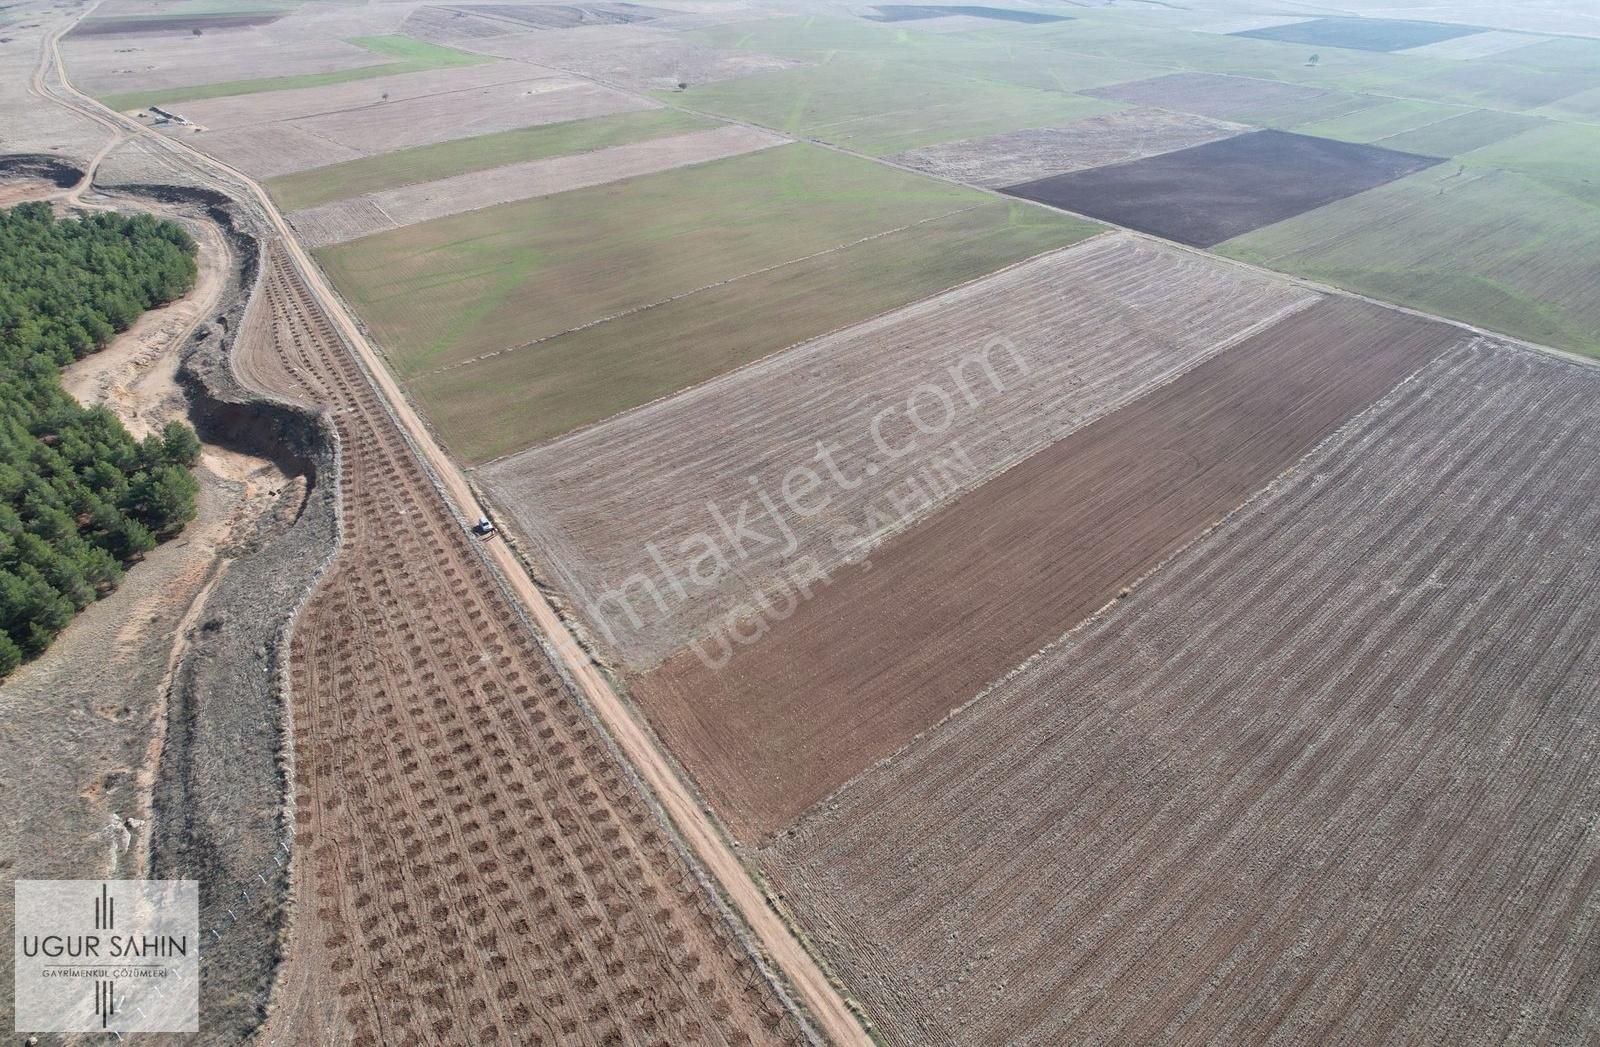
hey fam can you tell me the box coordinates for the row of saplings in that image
[0,202,202,677]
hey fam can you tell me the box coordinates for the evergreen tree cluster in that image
[0,202,201,678]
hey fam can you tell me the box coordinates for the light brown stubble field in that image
[632,297,1465,840]
[483,234,1316,671]
[765,340,1600,1046]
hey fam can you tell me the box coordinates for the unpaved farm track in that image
[239,244,809,1045]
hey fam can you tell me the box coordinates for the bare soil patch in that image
[1003,129,1441,247]
[183,78,646,178]
[170,61,539,131]
[178,122,363,178]
[239,245,810,1043]
[484,235,1315,671]
[1083,72,1372,127]
[287,195,395,247]
[634,297,1465,840]
[291,77,646,156]
[765,340,1600,1046]
[889,108,1249,188]
[292,123,785,246]
[0,176,63,207]
[1234,16,1482,52]
[63,26,389,97]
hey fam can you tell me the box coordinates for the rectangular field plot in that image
[264,109,714,211]
[1004,129,1441,247]
[162,61,538,131]
[289,77,640,157]
[764,341,1600,1047]
[319,143,990,375]
[289,124,788,246]
[65,25,389,100]
[1218,165,1600,357]
[1411,61,1600,111]
[672,59,1122,156]
[1462,122,1600,208]
[888,108,1248,188]
[481,235,1314,670]
[466,24,801,93]
[633,297,1464,839]
[68,12,283,35]
[1375,107,1542,156]
[413,201,1096,461]
[1292,99,1472,147]
[1401,29,1550,59]
[1083,73,1376,128]
[1233,16,1483,52]
[95,35,493,112]
[192,78,648,178]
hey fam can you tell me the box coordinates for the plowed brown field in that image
[237,244,807,1045]
[765,340,1600,1046]
[635,297,1466,840]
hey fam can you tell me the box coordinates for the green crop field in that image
[1461,122,1600,208]
[319,142,1011,376]
[1218,165,1600,358]
[99,36,489,111]
[266,109,716,211]
[1293,99,1472,146]
[1377,108,1546,156]
[411,201,1098,461]
[317,142,1094,459]
[670,58,1122,155]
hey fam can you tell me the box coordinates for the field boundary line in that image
[1368,106,1479,144]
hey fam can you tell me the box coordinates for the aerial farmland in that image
[6,0,1599,1042]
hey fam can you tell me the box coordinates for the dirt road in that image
[36,10,868,1045]
[239,242,807,1044]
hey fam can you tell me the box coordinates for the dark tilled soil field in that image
[1003,129,1442,247]
[1234,16,1483,52]
[68,13,281,36]
[765,341,1600,1047]
[634,297,1465,840]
